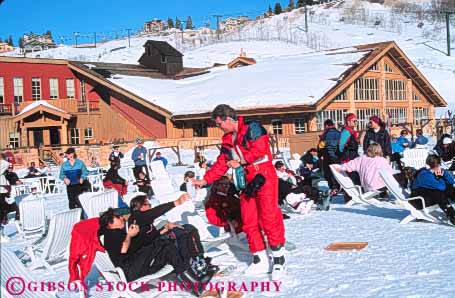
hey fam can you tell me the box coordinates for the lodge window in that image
[386,108,407,124]
[32,78,41,101]
[80,80,86,102]
[413,107,429,126]
[9,132,19,148]
[13,77,23,103]
[316,109,347,131]
[66,79,75,99]
[161,55,167,63]
[384,63,394,73]
[49,78,59,99]
[413,92,420,101]
[271,120,283,135]
[84,128,94,144]
[356,108,381,130]
[294,119,306,134]
[192,123,207,137]
[70,128,80,144]
[385,79,406,101]
[368,63,379,71]
[334,89,347,101]
[354,77,379,101]
[0,77,4,104]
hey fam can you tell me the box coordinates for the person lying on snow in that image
[205,176,242,234]
[103,160,128,208]
[128,194,218,294]
[99,195,216,296]
[411,154,455,225]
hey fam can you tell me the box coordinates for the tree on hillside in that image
[7,35,13,46]
[167,17,174,29]
[185,16,194,30]
[274,2,283,14]
[268,4,273,15]
[288,0,295,10]
[175,17,181,30]
[18,36,24,48]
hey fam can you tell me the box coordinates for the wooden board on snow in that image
[201,289,244,298]
[325,242,368,251]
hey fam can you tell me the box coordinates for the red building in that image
[0,56,172,148]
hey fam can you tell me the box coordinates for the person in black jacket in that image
[128,194,217,295]
[103,161,128,207]
[108,145,124,169]
[98,206,204,294]
[363,116,392,159]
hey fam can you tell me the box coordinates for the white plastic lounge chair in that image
[79,189,118,219]
[15,196,46,241]
[94,250,173,298]
[150,160,169,179]
[329,164,382,207]
[292,153,302,160]
[289,159,301,173]
[401,148,429,170]
[379,169,443,224]
[119,166,136,184]
[150,178,183,202]
[29,208,82,272]
[1,249,84,298]
[87,173,105,192]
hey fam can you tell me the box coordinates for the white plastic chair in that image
[78,189,118,218]
[379,169,443,224]
[289,159,301,172]
[401,148,429,169]
[94,250,173,298]
[15,196,46,241]
[329,164,382,207]
[119,166,136,184]
[292,153,302,160]
[150,160,169,179]
[1,249,84,298]
[87,173,105,192]
[29,208,82,272]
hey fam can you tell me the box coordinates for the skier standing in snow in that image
[193,104,287,280]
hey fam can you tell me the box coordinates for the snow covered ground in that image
[2,146,455,298]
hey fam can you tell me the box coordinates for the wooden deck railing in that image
[15,99,100,114]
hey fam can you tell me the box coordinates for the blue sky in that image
[0,0,287,46]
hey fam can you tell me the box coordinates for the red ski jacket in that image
[68,218,105,283]
[204,116,274,184]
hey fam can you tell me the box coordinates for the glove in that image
[243,174,266,199]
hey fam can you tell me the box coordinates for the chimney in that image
[240,48,246,57]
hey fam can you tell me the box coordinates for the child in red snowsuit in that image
[205,176,242,234]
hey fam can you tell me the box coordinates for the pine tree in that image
[167,17,174,29]
[288,0,295,10]
[175,17,182,30]
[274,2,283,14]
[0,37,3,43]
[18,36,24,48]
[268,4,273,15]
[7,35,13,46]
[185,16,194,30]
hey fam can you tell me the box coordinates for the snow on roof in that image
[109,48,370,115]
[17,100,66,116]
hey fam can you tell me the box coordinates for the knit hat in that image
[369,116,381,126]
[345,113,357,122]
[136,138,143,144]
[443,137,453,145]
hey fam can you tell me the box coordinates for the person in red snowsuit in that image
[193,104,286,280]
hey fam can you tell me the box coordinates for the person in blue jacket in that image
[152,151,168,168]
[132,138,149,180]
[395,130,410,154]
[411,154,455,225]
[60,147,88,209]
[412,129,429,148]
